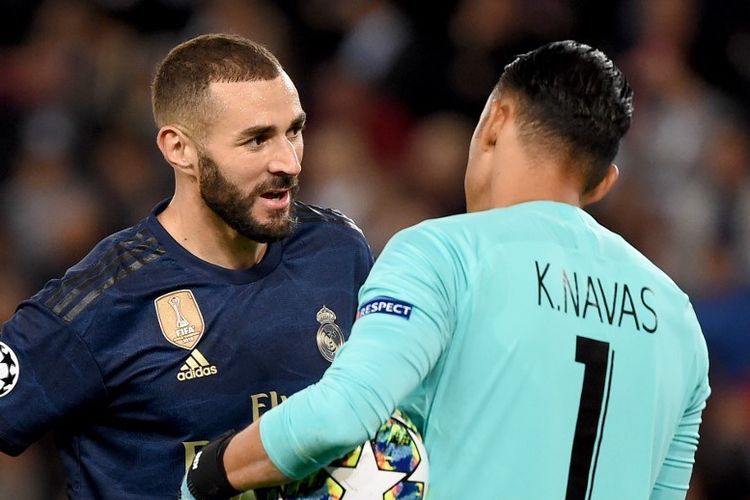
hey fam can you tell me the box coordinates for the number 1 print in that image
[566,336,614,500]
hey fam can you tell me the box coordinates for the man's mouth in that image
[261,190,287,200]
[259,189,291,208]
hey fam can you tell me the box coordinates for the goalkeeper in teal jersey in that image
[183,40,710,500]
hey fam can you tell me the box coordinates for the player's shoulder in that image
[580,210,692,305]
[379,213,469,262]
[32,221,166,324]
[389,210,500,247]
[615,231,688,297]
[395,203,553,242]
[293,201,368,243]
[295,201,361,229]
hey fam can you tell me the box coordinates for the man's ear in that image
[582,163,619,206]
[156,126,199,177]
[477,97,509,151]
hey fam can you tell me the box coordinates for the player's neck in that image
[490,158,583,209]
[492,185,582,208]
[157,197,267,270]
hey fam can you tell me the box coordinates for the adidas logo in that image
[177,349,218,381]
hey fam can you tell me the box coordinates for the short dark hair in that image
[151,33,282,136]
[497,40,634,192]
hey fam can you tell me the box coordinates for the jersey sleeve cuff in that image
[259,404,323,480]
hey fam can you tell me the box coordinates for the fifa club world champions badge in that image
[316,306,345,362]
[154,289,205,350]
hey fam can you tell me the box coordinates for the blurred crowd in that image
[0,0,748,498]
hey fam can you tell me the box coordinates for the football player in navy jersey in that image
[0,33,373,499]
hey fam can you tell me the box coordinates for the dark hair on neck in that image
[497,40,634,192]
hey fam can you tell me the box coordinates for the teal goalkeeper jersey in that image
[260,201,710,500]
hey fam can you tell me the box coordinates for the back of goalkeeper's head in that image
[496,40,634,194]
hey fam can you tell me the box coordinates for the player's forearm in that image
[182,421,288,499]
[185,311,440,497]
[224,420,288,490]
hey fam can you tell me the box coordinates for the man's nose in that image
[268,137,301,175]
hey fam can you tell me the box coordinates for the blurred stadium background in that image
[0,0,748,498]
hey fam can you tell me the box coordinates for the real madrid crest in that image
[316,306,345,362]
[154,289,205,350]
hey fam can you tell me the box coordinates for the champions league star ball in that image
[0,342,20,398]
[276,410,429,500]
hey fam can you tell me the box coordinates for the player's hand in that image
[179,430,240,500]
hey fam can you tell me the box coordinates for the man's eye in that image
[246,136,267,147]
[289,125,305,138]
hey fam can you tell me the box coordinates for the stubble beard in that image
[198,151,298,243]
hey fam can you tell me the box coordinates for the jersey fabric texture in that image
[0,199,373,499]
[260,200,710,500]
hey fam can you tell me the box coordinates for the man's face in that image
[197,73,306,242]
[198,149,299,242]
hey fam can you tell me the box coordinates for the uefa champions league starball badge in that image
[316,306,345,362]
[0,342,20,398]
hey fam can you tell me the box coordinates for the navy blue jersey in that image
[0,199,373,499]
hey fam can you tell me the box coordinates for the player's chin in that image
[253,213,296,242]
[255,203,294,225]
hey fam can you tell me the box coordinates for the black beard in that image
[198,152,298,243]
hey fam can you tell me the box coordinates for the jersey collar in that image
[145,198,284,285]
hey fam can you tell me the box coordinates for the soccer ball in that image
[0,342,20,398]
[272,410,429,500]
